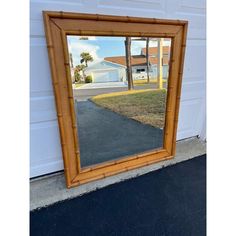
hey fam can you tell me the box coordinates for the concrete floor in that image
[74,81,127,89]
[30,137,206,211]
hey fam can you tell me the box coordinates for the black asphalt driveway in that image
[75,100,163,167]
[30,155,206,236]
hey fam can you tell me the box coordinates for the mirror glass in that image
[67,36,171,168]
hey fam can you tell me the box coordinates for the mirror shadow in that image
[67,36,172,168]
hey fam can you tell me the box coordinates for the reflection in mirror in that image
[67,36,171,168]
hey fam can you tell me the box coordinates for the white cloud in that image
[131,40,157,55]
[67,36,101,67]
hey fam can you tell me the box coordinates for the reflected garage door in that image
[93,70,119,83]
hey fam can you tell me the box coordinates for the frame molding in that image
[43,11,188,188]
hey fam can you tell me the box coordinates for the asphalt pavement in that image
[75,100,163,167]
[73,83,157,101]
[30,154,206,236]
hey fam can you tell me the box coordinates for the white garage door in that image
[93,70,119,83]
[30,0,206,177]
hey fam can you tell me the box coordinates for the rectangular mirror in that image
[67,36,171,168]
[43,11,188,188]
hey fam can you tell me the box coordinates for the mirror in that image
[44,11,188,187]
[67,36,172,168]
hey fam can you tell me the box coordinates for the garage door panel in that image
[181,81,205,101]
[30,95,57,124]
[30,38,53,93]
[183,40,206,80]
[30,121,63,177]
[177,98,204,140]
[93,70,119,83]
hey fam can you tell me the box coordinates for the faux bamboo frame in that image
[43,11,188,188]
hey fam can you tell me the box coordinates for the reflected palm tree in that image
[80,52,93,67]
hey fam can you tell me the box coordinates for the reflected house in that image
[84,46,170,83]
[105,47,170,80]
[84,60,127,83]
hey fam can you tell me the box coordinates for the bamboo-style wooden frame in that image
[43,11,188,188]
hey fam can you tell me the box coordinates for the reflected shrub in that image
[85,75,93,83]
